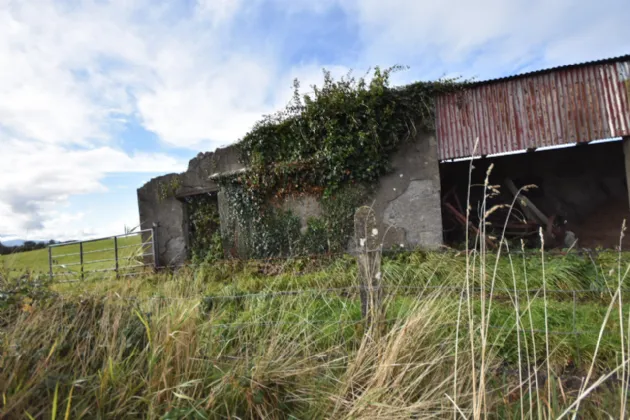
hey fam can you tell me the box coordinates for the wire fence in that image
[2,242,627,283]
[37,284,627,335]
[6,263,630,300]
[3,276,629,370]
[4,238,630,362]
[51,286,628,369]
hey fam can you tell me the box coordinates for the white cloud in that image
[1,0,628,242]
[0,136,185,237]
[0,0,147,146]
[0,0,343,240]
[195,0,243,25]
[136,52,279,149]
[1,0,338,150]
[0,0,268,239]
[336,0,629,79]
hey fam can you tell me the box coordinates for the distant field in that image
[0,234,147,277]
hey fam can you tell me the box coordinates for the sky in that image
[0,0,629,242]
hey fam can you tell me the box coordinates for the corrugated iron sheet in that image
[436,59,630,160]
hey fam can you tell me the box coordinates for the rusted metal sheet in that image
[436,58,630,160]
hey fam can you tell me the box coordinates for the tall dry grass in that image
[2,164,630,418]
[2,245,629,419]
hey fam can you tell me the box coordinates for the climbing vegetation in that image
[157,176,182,201]
[185,194,223,263]
[238,66,460,198]
[218,183,369,258]
[213,67,461,258]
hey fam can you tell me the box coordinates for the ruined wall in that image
[138,130,445,265]
[137,146,243,266]
[177,146,242,197]
[369,130,443,249]
[281,196,323,234]
[137,173,189,266]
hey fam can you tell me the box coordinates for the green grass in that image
[45,248,630,302]
[47,260,630,372]
[3,248,630,418]
[0,235,146,277]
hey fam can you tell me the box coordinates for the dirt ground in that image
[571,199,630,250]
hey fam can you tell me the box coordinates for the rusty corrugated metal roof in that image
[436,55,630,160]
[464,54,630,87]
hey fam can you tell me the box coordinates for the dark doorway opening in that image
[439,140,629,249]
[183,192,223,261]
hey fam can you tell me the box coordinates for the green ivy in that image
[215,67,461,258]
[185,193,223,263]
[238,66,460,198]
[218,181,368,258]
[218,180,303,258]
[300,218,328,255]
[158,176,182,201]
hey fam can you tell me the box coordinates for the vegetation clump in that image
[0,240,57,256]
[238,66,458,197]
[157,175,182,201]
[216,67,461,258]
[185,193,224,263]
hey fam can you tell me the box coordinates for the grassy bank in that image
[3,247,630,418]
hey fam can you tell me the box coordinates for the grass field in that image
[0,234,146,277]
[3,244,630,418]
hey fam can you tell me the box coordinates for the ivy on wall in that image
[238,66,460,198]
[218,180,303,258]
[218,181,368,258]
[184,193,223,263]
[158,176,182,201]
[210,67,461,258]
[150,68,461,259]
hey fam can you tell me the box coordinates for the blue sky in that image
[0,0,629,242]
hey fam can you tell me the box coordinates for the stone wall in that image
[369,130,443,250]
[281,195,323,234]
[177,146,242,197]
[137,173,189,266]
[137,146,244,266]
[137,130,445,265]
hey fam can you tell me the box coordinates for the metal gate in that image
[47,228,157,282]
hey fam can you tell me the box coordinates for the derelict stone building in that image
[138,55,630,267]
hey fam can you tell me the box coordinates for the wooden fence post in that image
[151,223,159,270]
[48,246,53,282]
[354,206,383,332]
[114,236,119,279]
[80,242,84,281]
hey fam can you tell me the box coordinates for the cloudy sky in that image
[1,0,628,242]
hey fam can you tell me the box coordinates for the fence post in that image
[354,206,383,332]
[48,246,53,282]
[151,223,159,270]
[114,236,119,279]
[80,242,84,281]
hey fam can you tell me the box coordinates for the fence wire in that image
[5,245,630,360]
[3,244,628,282]
[13,286,620,341]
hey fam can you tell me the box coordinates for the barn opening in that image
[439,140,629,249]
[182,192,223,261]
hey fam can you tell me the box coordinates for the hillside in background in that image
[1,239,26,247]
